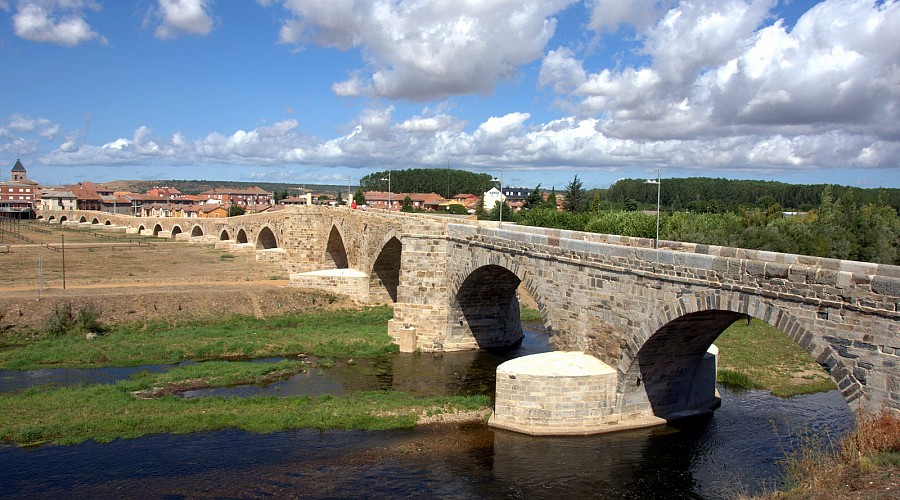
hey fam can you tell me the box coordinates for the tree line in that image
[359,168,495,198]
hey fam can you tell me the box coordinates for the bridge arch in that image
[137,224,146,233]
[171,225,183,237]
[79,216,87,223]
[59,216,67,222]
[220,229,230,241]
[256,226,278,250]
[91,217,99,224]
[324,225,349,269]
[152,224,163,236]
[104,220,112,226]
[369,234,402,303]
[191,225,204,237]
[446,253,550,350]
[236,229,248,244]
[47,215,55,222]
[618,291,859,418]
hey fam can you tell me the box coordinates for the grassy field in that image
[715,318,835,397]
[1,306,397,369]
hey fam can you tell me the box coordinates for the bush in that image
[43,303,105,337]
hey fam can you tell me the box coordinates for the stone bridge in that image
[38,207,899,431]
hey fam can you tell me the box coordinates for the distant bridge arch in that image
[256,226,278,250]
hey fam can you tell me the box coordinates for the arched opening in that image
[48,216,55,222]
[138,224,146,233]
[256,226,278,249]
[59,216,67,223]
[104,220,111,225]
[220,229,230,241]
[171,226,182,237]
[191,226,204,237]
[152,224,163,236]
[79,216,87,223]
[449,264,524,348]
[236,229,248,244]
[370,237,401,303]
[37,215,44,220]
[91,217,99,224]
[621,309,845,420]
[324,226,349,269]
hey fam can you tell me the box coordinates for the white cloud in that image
[12,0,106,46]
[153,0,214,39]
[267,0,577,101]
[544,0,900,146]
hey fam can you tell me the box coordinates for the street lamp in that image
[345,177,351,207]
[381,171,391,211]
[644,169,661,249]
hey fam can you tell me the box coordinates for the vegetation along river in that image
[0,327,853,498]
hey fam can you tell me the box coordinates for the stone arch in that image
[256,226,278,249]
[138,224,146,233]
[369,235,402,303]
[152,224,163,236]
[324,225,349,269]
[104,220,112,225]
[191,225,204,237]
[220,229,230,241]
[79,216,87,223]
[236,229,248,244]
[618,291,860,418]
[446,252,549,350]
[47,215,55,222]
[37,215,44,220]
[171,225,183,237]
[59,216,67,222]
[91,217,99,224]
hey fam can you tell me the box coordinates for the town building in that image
[199,187,273,206]
[0,158,40,218]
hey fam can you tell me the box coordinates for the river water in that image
[0,327,854,499]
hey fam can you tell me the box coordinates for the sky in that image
[1,0,899,191]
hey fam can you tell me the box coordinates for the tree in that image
[335,191,344,205]
[474,196,486,218]
[446,203,468,215]
[545,187,558,210]
[564,175,587,212]
[401,195,414,212]
[590,193,601,213]
[523,184,544,210]
[353,189,367,206]
[488,201,515,221]
[228,204,246,217]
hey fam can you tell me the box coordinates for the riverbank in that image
[756,408,899,499]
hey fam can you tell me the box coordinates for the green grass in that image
[520,305,543,322]
[0,380,490,446]
[0,306,396,369]
[715,319,836,397]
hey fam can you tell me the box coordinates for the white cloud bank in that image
[11,0,106,46]
[152,0,214,39]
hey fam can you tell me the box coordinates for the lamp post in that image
[644,169,661,248]
[345,177,351,207]
[381,171,391,211]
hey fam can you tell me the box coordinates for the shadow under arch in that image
[448,263,538,349]
[618,293,859,419]
[91,217,99,224]
[236,229,248,244]
[220,229,230,241]
[79,216,87,223]
[171,225,183,237]
[104,220,111,226]
[369,235,401,303]
[152,224,163,236]
[59,216,67,222]
[256,226,278,249]
[48,216,55,222]
[137,224,145,233]
[324,225,349,269]
[191,225,203,237]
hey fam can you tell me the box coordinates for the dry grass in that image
[759,408,900,499]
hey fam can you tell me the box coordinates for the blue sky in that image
[1,0,899,191]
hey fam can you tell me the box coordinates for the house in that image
[363,191,399,210]
[200,187,273,206]
[198,204,229,218]
[39,188,77,211]
[0,158,40,218]
[482,187,505,211]
[69,181,114,211]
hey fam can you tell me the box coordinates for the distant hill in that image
[102,179,354,196]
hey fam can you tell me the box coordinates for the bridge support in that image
[490,347,720,435]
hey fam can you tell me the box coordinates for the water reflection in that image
[0,387,852,499]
